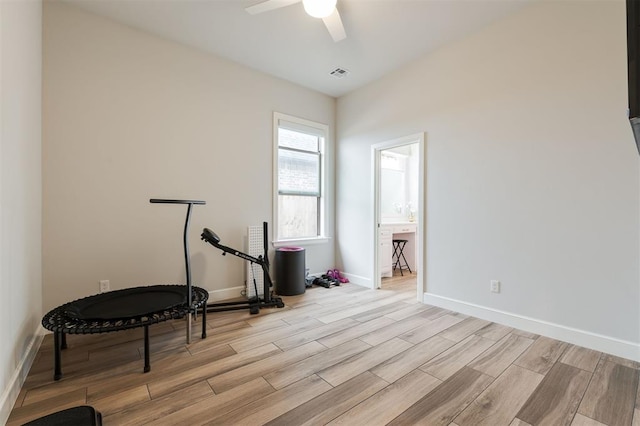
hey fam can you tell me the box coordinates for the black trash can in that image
[275,246,306,296]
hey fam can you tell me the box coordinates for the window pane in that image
[274,113,327,242]
[278,195,318,239]
[279,128,319,152]
[278,149,319,195]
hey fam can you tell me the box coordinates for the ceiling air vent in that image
[330,68,350,79]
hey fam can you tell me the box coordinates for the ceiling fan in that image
[246,0,346,42]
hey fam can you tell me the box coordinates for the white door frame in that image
[372,133,425,301]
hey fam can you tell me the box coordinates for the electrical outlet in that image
[490,280,500,293]
[99,280,110,293]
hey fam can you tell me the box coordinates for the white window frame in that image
[273,112,329,246]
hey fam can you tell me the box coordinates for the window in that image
[274,113,327,242]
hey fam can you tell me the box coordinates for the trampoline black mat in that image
[63,285,188,321]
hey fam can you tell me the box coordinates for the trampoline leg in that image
[54,331,62,381]
[201,307,207,339]
[186,315,192,344]
[143,325,150,373]
[61,332,67,350]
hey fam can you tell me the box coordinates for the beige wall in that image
[337,1,640,358]
[0,0,43,422]
[42,2,336,312]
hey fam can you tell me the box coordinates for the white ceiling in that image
[61,0,533,98]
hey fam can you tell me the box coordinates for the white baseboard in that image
[208,286,245,302]
[0,326,44,425]
[342,272,372,289]
[423,292,640,362]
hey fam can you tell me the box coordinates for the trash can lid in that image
[277,246,304,251]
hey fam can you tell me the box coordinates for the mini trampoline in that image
[42,285,208,380]
[42,199,209,381]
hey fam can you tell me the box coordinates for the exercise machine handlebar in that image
[149,198,206,344]
[201,228,265,266]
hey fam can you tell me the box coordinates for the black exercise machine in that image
[201,223,284,314]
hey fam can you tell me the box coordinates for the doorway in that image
[372,133,425,302]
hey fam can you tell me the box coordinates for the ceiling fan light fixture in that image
[302,0,336,19]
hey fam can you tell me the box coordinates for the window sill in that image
[272,237,330,248]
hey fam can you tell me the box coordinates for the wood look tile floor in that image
[9,273,640,426]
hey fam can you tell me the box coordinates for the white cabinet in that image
[380,227,393,277]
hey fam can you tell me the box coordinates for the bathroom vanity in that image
[379,222,417,277]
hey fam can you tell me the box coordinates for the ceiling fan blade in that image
[245,0,301,15]
[322,8,346,42]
